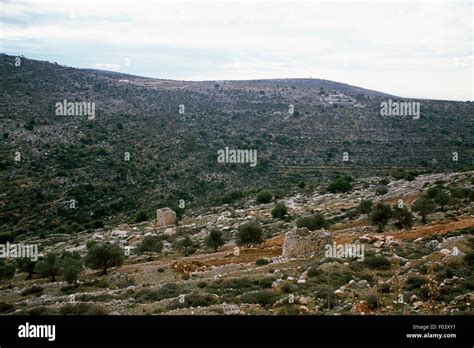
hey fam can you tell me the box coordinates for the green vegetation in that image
[271,202,288,219]
[296,213,329,231]
[237,222,263,245]
[256,190,273,204]
[205,228,225,252]
[84,243,124,275]
[327,177,353,193]
[370,203,392,232]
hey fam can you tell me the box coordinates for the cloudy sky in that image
[1,0,472,100]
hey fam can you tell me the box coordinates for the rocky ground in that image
[1,171,473,315]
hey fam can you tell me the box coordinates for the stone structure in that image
[282,227,332,259]
[156,208,177,227]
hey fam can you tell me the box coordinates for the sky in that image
[1,0,472,101]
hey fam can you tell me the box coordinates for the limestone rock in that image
[282,227,332,259]
[156,208,177,227]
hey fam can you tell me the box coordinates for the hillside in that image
[0,53,473,237]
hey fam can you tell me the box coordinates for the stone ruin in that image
[156,208,177,227]
[282,227,332,259]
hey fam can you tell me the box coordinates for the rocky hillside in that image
[0,171,472,315]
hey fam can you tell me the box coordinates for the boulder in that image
[164,227,177,237]
[156,208,177,227]
[282,227,332,259]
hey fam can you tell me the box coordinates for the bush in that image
[135,283,181,302]
[237,222,263,245]
[138,236,163,254]
[412,197,436,223]
[464,251,474,268]
[370,203,392,232]
[256,190,273,204]
[60,256,83,285]
[365,294,379,310]
[0,302,15,314]
[222,191,244,204]
[35,253,60,282]
[21,286,43,297]
[177,235,198,256]
[271,202,288,219]
[296,214,329,231]
[85,243,124,275]
[256,258,269,266]
[197,280,207,288]
[404,276,428,291]
[205,229,225,252]
[392,206,414,229]
[327,177,352,193]
[240,290,278,306]
[357,200,373,214]
[167,292,218,309]
[133,210,148,223]
[0,260,16,284]
[375,184,388,196]
[363,255,391,270]
[0,232,14,244]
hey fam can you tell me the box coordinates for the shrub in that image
[327,177,353,193]
[404,276,428,291]
[133,210,148,223]
[365,294,379,310]
[0,232,14,244]
[21,286,43,297]
[256,258,269,266]
[0,260,16,284]
[370,203,392,232]
[296,214,329,231]
[60,256,83,285]
[222,191,244,204]
[0,302,15,314]
[357,200,373,214]
[363,255,391,270]
[35,253,60,282]
[392,206,414,229]
[374,184,388,196]
[138,236,163,254]
[412,197,436,223]
[240,290,278,306]
[197,280,207,288]
[464,251,474,268]
[177,235,198,256]
[135,283,181,302]
[237,222,263,245]
[91,220,104,229]
[167,292,218,309]
[205,229,225,252]
[256,190,273,204]
[271,202,288,219]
